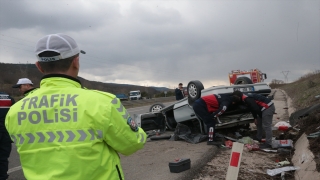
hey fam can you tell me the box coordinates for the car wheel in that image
[234,77,253,84]
[187,80,204,105]
[149,103,165,112]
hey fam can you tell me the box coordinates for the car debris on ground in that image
[266,166,300,176]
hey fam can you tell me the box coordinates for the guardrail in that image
[121,96,176,108]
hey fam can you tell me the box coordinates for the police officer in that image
[12,78,37,96]
[232,90,275,149]
[193,94,238,145]
[0,92,15,180]
[5,33,147,180]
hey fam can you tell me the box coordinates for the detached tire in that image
[149,103,165,112]
[187,80,204,106]
[234,77,253,84]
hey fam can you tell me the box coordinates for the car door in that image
[173,99,196,123]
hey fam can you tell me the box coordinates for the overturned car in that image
[134,80,272,134]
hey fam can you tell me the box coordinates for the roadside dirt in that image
[293,108,320,172]
[193,90,297,180]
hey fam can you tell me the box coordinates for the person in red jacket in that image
[193,94,238,145]
[232,90,275,149]
[0,92,15,180]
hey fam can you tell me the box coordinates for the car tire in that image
[149,103,165,112]
[234,77,253,84]
[187,80,204,105]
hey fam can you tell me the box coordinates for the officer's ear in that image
[35,61,45,73]
[72,56,80,70]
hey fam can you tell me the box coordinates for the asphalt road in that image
[7,102,176,180]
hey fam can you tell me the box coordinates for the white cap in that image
[12,78,33,88]
[35,33,85,62]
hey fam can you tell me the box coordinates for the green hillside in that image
[270,70,320,110]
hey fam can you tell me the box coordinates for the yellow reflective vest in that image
[5,75,147,180]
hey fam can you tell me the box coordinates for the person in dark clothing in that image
[175,83,185,100]
[12,78,37,96]
[0,92,15,180]
[232,90,275,149]
[193,94,238,145]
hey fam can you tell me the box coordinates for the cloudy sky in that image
[0,0,319,89]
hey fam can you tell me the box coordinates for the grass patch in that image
[278,71,320,109]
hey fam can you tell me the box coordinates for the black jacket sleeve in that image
[175,88,180,94]
[244,97,261,118]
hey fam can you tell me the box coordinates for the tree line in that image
[0,63,174,100]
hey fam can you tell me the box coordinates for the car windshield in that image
[130,92,139,96]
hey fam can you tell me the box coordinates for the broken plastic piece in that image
[307,133,320,139]
[281,172,285,180]
[169,158,191,173]
[271,140,293,149]
[277,159,290,167]
[277,148,291,155]
[261,149,277,153]
[238,137,254,144]
[267,166,299,176]
[235,132,242,138]
[225,140,233,148]
[274,121,292,131]
[308,130,320,136]
[245,144,259,151]
[150,135,172,140]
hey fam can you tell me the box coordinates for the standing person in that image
[232,90,275,149]
[0,92,15,180]
[193,94,238,145]
[175,83,185,100]
[5,33,147,180]
[12,78,37,96]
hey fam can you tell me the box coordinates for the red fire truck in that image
[229,69,267,85]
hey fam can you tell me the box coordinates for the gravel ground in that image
[193,90,297,180]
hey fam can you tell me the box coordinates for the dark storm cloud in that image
[0,0,319,87]
[0,0,121,32]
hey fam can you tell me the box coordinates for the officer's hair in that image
[38,51,79,73]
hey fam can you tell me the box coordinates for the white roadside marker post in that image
[226,142,244,180]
